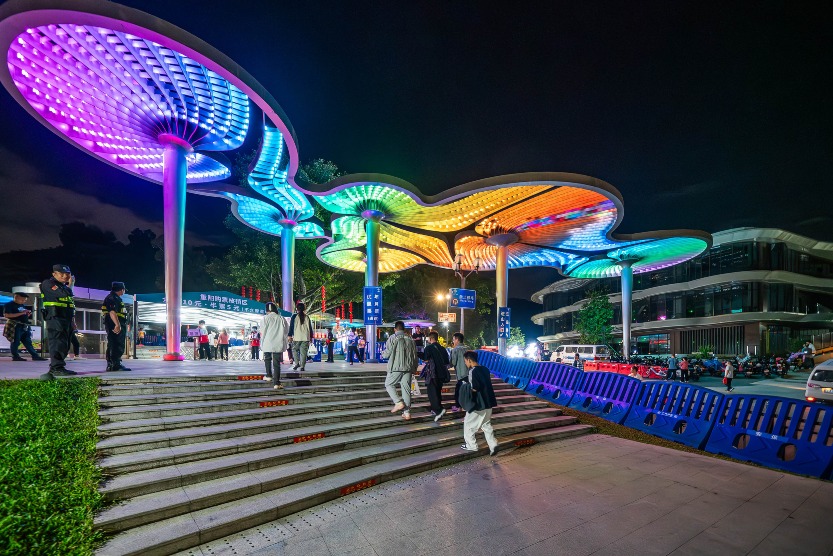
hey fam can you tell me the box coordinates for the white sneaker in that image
[263,376,271,381]
[460,445,478,452]
[434,409,446,422]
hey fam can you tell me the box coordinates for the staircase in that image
[94,366,592,556]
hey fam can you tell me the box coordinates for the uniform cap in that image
[112,281,126,291]
[52,264,71,273]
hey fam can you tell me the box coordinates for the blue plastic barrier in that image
[501,357,537,390]
[477,350,499,374]
[623,382,724,449]
[566,371,641,424]
[526,362,584,406]
[704,395,833,479]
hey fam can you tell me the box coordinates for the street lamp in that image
[452,254,481,335]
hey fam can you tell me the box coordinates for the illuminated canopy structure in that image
[308,173,711,356]
[0,0,300,359]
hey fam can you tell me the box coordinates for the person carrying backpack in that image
[460,350,499,456]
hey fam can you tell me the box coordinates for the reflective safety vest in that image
[40,278,75,319]
[101,293,127,322]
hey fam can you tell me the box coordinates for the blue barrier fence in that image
[478,352,833,479]
[502,357,537,390]
[527,362,583,406]
[623,381,724,449]
[566,371,641,424]
[705,395,833,480]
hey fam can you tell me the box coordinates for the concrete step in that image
[100,407,565,501]
[98,405,552,474]
[98,385,528,422]
[95,415,574,533]
[97,397,557,455]
[99,375,386,396]
[96,425,592,556]
[99,378,514,408]
[98,369,388,386]
[97,393,551,436]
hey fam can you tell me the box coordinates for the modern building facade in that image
[532,228,833,356]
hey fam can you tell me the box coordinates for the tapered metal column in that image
[619,260,634,359]
[160,137,189,361]
[280,221,296,315]
[495,245,509,356]
[364,211,383,362]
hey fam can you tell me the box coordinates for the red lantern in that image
[241,286,246,297]
[256,289,261,302]
[321,286,327,313]
[349,301,353,323]
[248,286,253,298]
[341,300,345,321]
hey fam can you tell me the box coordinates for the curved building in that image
[532,228,833,356]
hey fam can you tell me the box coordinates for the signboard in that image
[135,290,272,315]
[363,287,383,325]
[186,329,202,338]
[497,307,511,339]
[450,288,476,309]
[438,312,457,323]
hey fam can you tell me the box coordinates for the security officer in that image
[102,281,131,372]
[39,264,77,377]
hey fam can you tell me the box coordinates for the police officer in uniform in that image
[39,264,77,378]
[102,282,131,372]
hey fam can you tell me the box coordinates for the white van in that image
[549,344,611,363]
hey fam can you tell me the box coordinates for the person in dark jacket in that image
[461,350,498,456]
[423,331,450,421]
[39,264,77,377]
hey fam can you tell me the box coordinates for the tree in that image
[508,326,525,349]
[573,289,614,345]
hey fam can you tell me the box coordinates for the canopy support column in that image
[495,245,509,356]
[618,259,635,359]
[160,139,189,361]
[280,221,296,315]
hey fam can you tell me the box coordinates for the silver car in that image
[805,359,833,404]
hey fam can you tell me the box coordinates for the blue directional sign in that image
[498,307,511,339]
[363,287,383,325]
[450,288,476,309]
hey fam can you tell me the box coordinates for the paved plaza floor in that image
[0,357,812,401]
[177,432,833,556]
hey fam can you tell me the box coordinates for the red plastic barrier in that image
[584,361,599,371]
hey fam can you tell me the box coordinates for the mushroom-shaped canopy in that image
[0,0,300,188]
[0,17,248,181]
[223,193,324,239]
[310,173,712,277]
[562,235,711,278]
[247,123,314,221]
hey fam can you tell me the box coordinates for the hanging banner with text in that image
[449,288,476,309]
[363,287,383,325]
[497,307,511,339]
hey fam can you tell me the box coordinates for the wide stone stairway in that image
[94,366,592,556]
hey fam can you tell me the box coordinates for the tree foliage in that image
[574,289,614,345]
[508,326,525,348]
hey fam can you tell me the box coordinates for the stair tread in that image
[100,413,577,497]
[95,416,572,528]
[98,407,558,469]
[97,398,549,449]
[96,425,592,556]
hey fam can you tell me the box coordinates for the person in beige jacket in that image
[261,302,289,389]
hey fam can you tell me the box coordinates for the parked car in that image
[805,360,833,405]
[549,344,611,362]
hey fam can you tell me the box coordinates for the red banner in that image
[321,286,326,313]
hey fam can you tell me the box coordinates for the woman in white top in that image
[261,302,289,389]
[723,360,735,392]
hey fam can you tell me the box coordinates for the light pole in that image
[452,254,481,335]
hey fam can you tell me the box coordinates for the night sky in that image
[0,1,830,299]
